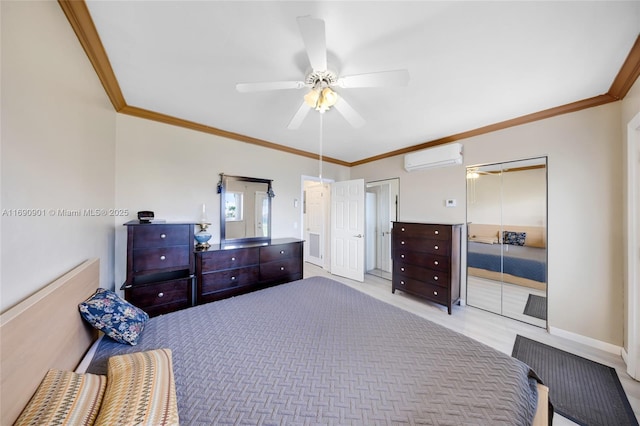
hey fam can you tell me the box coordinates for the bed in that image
[1,258,550,425]
[467,224,547,291]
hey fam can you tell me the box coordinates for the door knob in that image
[354,234,363,238]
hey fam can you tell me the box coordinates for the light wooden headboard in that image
[0,258,100,425]
[467,223,546,248]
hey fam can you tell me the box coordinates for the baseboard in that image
[549,326,623,355]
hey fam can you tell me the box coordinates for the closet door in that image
[466,163,504,315]
[500,159,547,327]
[466,158,547,328]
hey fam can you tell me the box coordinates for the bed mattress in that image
[87,276,539,425]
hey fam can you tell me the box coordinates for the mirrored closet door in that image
[466,158,547,327]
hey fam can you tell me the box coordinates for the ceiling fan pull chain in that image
[319,113,324,182]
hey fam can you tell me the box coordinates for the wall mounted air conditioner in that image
[404,143,463,172]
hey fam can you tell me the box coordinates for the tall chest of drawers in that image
[121,221,194,317]
[195,238,303,304]
[392,222,462,314]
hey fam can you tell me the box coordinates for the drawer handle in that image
[160,233,166,239]
[434,230,439,235]
[280,250,285,254]
[160,255,166,260]
[158,292,164,298]
[401,241,405,245]
[231,257,236,261]
[434,245,439,250]
[231,276,236,281]
[434,276,439,281]
[434,260,439,265]
[433,291,438,296]
[280,266,285,271]
[400,280,405,285]
[401,267,405,272]
[401,227,405,232]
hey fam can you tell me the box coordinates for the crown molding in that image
[120,106,350,166]
[351,93,618,166]
[58,0,126,111]
[58,1,639,167]
[608,34,640,100]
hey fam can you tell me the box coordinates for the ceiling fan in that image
[236,16,410,129]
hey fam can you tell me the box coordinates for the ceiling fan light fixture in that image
[321,87,338,107]
[305,85,338,112]
[304,88,320,108]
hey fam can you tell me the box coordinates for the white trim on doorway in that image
[624,112,640,381]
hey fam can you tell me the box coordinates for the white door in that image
[331,179,365,281]
[626,111,640,380]
[304,182,326,267]
[365,178,399,277]
[365,192,377,272]
[378,184,392,273]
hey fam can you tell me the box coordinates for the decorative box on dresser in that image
[121,221,195,317]
[195,238,303,304]
[391,222,462,314]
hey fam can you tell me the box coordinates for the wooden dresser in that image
[195,238,303,304]
[391,222,462,314]
[121,221,195,317]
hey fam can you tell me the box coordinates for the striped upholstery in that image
[14,369,106,426]
[94,348,179,426]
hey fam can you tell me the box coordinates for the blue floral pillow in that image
[503,231,526,246]
[79,288,149,345]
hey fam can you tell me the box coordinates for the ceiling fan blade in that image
[287,101,312,130]
[337,69,410,88]
[236,81,305,93]
[297,16,327,71]
[333,96,365,128]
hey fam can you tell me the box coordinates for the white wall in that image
[352,102,624,347]
[113,114,350,290]
[1,1,116,312]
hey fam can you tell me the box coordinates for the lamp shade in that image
[304,89,320,107]
[321,87,338,107]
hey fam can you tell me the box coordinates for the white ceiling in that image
[84,1,639,164]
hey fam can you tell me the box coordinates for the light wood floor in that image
[467,275,547,328]
[304,263,640,425]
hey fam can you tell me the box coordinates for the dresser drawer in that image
[132,224,191,248]
[393,235,451,255]
[394,263,449,288]
[133,246,191,272]
[260,242,302,263]
[200,266,259,295]
[393,251,450,272]
[393,223,451,241]
[198,247,259,272]
[125,278,191,317]
[393,276,448,305]
[260,257,302,283]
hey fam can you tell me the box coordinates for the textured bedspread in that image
[87,276,538,425]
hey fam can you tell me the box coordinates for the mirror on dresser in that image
[218,174,274,244]
[466,157,547,327]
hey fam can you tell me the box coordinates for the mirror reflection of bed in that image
[466,158,547,327]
